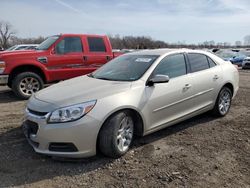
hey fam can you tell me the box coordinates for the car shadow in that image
[133,112,215,147]
[0,112,216,187]
[0,87,21,103]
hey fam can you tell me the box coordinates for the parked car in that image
[215,50,246,66]
[242,57,250,69]
[0,34,122,99]
[22,49,239,158]
[5,44,38,51]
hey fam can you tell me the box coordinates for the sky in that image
[0,0,250,44]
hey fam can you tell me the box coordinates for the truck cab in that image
[0,34,121,99]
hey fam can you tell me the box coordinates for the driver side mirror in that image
[147,74,170,86]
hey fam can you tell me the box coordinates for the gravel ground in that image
[0,70,249,188]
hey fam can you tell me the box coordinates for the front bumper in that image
[0,75,8,85]
[22,108,102,158]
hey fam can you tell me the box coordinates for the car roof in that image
[17,44,38,46]
[128,48,208,56]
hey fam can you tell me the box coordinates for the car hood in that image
[0,50,44,59]
[33,75,132,109]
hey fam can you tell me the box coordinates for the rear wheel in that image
[212,87,232,117]
[12,72,44,99]
[98,111,134,158]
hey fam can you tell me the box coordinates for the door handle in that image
[83,56,88,62]
[213,75,219,80]
[106,56,111,61]
[183,84,192,90]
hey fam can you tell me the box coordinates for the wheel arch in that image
[222,82,234,96]
[8,64,47,86]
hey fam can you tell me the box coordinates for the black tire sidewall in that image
[12,72,44,99]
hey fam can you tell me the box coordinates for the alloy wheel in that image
[116,116,134,152]
[19,77,40,96]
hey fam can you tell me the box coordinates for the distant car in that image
[5,44,38,51]
[215,50,246,66]
[242,57,250,69]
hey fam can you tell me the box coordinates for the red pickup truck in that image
[0,34,122,99]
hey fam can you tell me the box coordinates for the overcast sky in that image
[1,0,250,44]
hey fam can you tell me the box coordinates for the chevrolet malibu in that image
[22,49,239,158]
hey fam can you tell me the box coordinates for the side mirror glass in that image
[147,74,170,86]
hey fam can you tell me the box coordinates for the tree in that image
[235,41,242,47]
[244,35,250,46]
[0,21,16,49]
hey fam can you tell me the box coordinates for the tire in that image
[11,72,44,100]
[212,87,232,117]
[98,111,134,158]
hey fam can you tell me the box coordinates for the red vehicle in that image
[0,34,122,99]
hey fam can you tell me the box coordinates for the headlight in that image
[48,100,96,123]
[0,61,6,74]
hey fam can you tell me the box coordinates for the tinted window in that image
[153,54,186,78]
[188,53,209,72]
[55,37,83,54]
[91,55,159,81]
[87,37,106,52]
[207,57,216,68]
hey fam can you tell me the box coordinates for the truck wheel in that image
[12,72,44,99]
[98,111,134,158]
[212,86,232,117]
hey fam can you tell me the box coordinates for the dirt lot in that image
[0,70,249,188]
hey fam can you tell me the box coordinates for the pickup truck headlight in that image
[48,100,96,123]
[0,61,6,74]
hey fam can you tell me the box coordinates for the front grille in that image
[49,143,78,152]
[245,63,250,66]
[28,108,48,116]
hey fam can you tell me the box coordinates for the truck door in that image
[47,36,87,81]
[84,36,112,69]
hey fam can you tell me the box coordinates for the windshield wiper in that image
[88,73,94,78]
[95,77,114,81]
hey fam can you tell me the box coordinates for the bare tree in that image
[244,35,250,46]
[0,21,16,49]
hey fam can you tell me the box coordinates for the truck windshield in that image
[36,36,59,50]
[90,54,159,81]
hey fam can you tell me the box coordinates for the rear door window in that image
[87,37,106,52]
[207,57,217,68]
[188,53,210,72]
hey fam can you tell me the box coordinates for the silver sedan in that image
[23,49,239,158]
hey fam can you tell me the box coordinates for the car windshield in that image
[90,54,159,81]
[216,50,237,58]
[241,51,250,57]
[6,45,17,51]
[216,50,246,59]
[36,36,59,50]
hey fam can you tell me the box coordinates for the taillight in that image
[0,61,6,74]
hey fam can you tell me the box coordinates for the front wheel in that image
[212,87,232,117]
[12,72,44,100]
[98,111,134,158]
